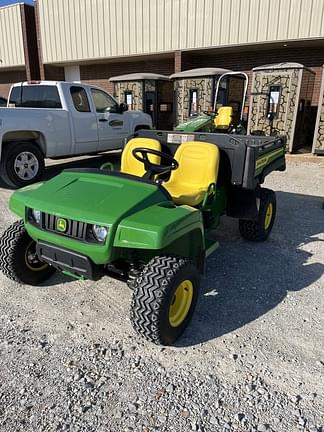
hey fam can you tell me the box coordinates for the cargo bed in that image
[135,130,286,190]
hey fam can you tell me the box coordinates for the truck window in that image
[9,85,62,108]
[91,88,118,113]
[70,86,91,112]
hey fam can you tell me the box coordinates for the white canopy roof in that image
[253,62,305,71]
[170,67,232,79]
[109,73,171,82]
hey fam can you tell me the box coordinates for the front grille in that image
[42,213,87,240]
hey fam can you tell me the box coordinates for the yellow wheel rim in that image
[264,202,273,230]
[169,280,193,328]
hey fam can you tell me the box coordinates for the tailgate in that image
[242,136,286,189]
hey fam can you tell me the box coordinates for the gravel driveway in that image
[0,156,323,432]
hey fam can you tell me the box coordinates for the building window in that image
[70,86,90,112]
[91,88,118,113]
[189,89,199,116]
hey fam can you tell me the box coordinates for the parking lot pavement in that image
[0,156,323,431]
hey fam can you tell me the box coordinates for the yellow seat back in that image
[164,141,220,206]
[120,137,161,177]
[214,106,233,129]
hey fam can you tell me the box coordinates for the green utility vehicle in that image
[176,71,249,134]
[0,130,286,345]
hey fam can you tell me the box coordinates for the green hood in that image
[9,169,203,266]
[10,170,168,226]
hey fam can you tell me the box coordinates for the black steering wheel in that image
[132,147,179,180]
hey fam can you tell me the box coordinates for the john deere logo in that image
[56,218,67,232]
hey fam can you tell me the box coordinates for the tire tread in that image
[239,188,276,242]
[130,255,195,344]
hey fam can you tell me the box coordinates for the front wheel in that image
[1,142,45,188]
[130,255,200,345]
[239,188,276,241]
[0,220,55,285]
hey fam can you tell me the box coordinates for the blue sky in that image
[0,0,33,6]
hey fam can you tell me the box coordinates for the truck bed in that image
[135,130,286,190]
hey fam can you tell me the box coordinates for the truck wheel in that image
[1,142,45,188]
[130,255,200,345]
[239,188,276,241]
[0,220,55,285]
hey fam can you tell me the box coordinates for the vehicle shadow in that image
[0,151,121,190]
[42,152,121,181]
[178,190,324,347]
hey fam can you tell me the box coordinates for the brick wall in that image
[174,51,182,73]
[311,66,323,105]
[34,0,44,80]
[74,45,324,106]
[21,4,40,80]
[0,70,27,98]
[186,46,324,105]
[80,57,175,93]
[43,65,65,81]
[79,79,114,93]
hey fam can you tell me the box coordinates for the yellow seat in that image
[214,106,233,129]
[120,137,161,177]
[163,141,220,206]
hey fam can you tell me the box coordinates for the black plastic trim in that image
[36,241,102,280]
[258,157,286,184]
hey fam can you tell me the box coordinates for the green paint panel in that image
[255,148,285,176]
[115,203,203,249]
[10,171,166,225]
[176,114,213,132]
[9,171,204,265]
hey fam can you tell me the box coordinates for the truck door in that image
[69,86,99,153]
[90,88,128,151]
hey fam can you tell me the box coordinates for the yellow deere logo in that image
[56,218,67,232]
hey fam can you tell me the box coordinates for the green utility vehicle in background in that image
[175,71,249,134]
[0,130,286,345]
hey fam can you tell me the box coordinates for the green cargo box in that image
[134,130,286,190]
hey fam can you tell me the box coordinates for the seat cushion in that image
[164,183,207,206]
[120,137,161,177]
[163,141,220,206]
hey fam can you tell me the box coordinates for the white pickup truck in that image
[0,81,152,188]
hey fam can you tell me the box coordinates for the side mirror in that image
[119,102,128,113]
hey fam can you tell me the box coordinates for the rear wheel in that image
[130,255,200,345]
[1,142,44,188]
[0,220,55,285]
[239,188,276,241]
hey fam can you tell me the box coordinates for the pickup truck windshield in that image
[9,85,62,109]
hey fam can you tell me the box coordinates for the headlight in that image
[92,225,108,242]
[31,209,41,224]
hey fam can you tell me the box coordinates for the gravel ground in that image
[0,156,323,432]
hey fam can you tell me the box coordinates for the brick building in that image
[1,0,324,151]
[1,0,324,102]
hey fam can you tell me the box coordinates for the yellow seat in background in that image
[163,141,220,207]
[214,106,233,129]
[120,137,161,177]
